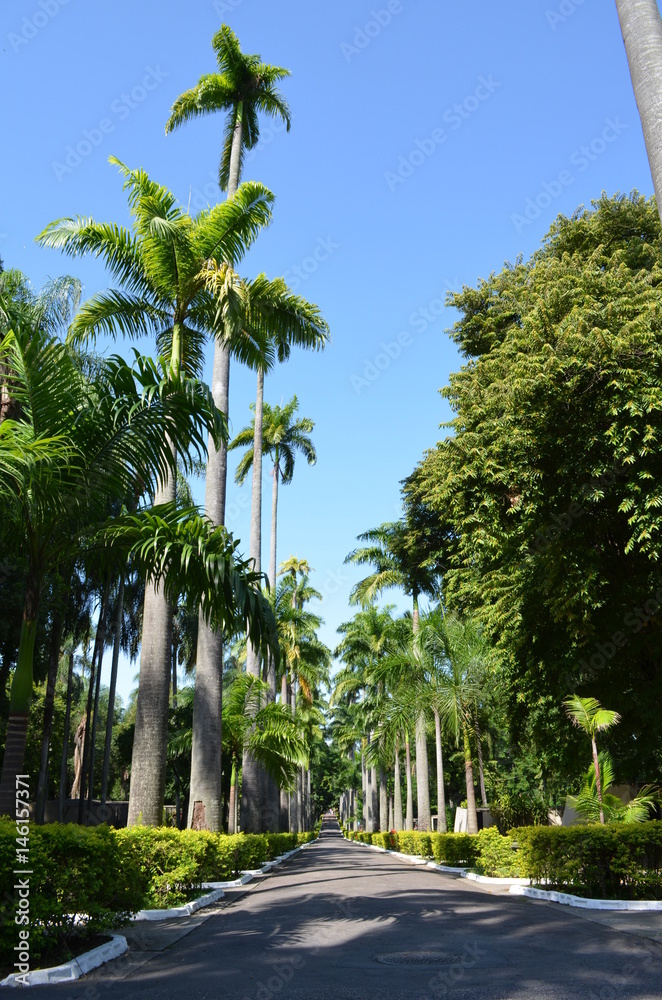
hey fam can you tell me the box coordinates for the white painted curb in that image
[133,887,225,921]
[350,839,529,886]
[0,933,128,988]
[509,885,662,910]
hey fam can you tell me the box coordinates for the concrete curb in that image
[0,933,128,988]
[509,885,662,910]
[132,887,225,921]
[351,839,530,886]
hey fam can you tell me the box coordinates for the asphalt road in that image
[38,817,662,999]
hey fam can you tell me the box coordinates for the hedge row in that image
[346,828,519,874]
[0,823,316,968]
[346,823,662,898]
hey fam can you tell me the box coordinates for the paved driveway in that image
[37,819,662,999]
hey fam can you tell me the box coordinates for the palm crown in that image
[230,395,316,485]
[165,25,291,191]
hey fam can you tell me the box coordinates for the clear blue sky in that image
[1,0,657,705]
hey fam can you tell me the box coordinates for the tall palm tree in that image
[165,27,292,828]
[230,396,316,593]
[615,0,662,225]
[237,285,328,833]
[563,695,621,825]
[0,315,275,817]
[419,613,491,835]
[36,160,274,826]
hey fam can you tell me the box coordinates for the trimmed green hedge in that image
[0,823,317,969]
[515,822,662,900]
[345,823,662,890]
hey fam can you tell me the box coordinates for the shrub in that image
[474,827,523,877]
[516,822,662,900]
[430,833,479,867]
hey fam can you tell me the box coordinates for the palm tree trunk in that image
[592,737,606,824]
[388,795,394,832]
[615,0,662,224]
[188,107,244,832]
[0,574,40,819]
[101,576,124,806]
[415,710,431,831]
[394,742,403,830]
[242,365,266,833]
[58,650,75,822]
[405,732,413,831]
[228,757,237,835]
[474,709,488,808]
[87,617,106,805]
[433,709,447,833]
[127,473,175,827]
[289,680,298,833]
[379,763,388,832]
[279,674,290,830]
[79,584,109,824]
[463,724,478,834]
[35,599,66,823]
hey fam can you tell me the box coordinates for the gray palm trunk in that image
[35,603,65,823]
[289,680,298,832]
[433,709,447,832]
[279,673,290,830]
[263,458,280,831]
[58,650,75,822]
[388,795,394,831]
[394,743,403,830]
[187,104,244,831]
[415,711,431,831]
[241,364,266,832]
[101,576,124,805]
[370,764,378,833]
[616,0,662,224]
[128,475,175,826]
[405,733,413,830]
[379,763,388,832]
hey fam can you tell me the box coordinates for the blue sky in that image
[1,0,657,705]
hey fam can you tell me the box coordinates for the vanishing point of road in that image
[41,817,662,999]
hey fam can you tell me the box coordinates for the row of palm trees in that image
[1,25,330,831]
[332,521,493,835]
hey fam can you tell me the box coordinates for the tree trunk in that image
[474,709,488,808]
[101,576,124,805]
[404,732,413,831]
[394,743,403,830]
[592,737,605,824]
[58,650,75,822]
[87,615,106,805]
[379,763,388,833]
[228,757,237,835]
[615,0,662,225]
[0,575,40,819]
[415,710,431,831]
[279,674,290,830]
[79,584,109,824]
[388,795,394,832]
[127,474,175,827]
[35,599,66,823]
[463,724,478,834]
[242,365,266,832]
[370,765,378,833]
[188,107,243,832]
[434,710,447,833]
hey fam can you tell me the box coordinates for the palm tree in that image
[615,0,662,225]
[419,613,491,835]
[0,313,275,818]
[165,28,292,827]
[37,158,274,828]
[563,695,621,825]
[237,284,328,833]
[230,396,316,593]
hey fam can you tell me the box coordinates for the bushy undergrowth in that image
[0,822,317,970]
[346,823,662,891]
